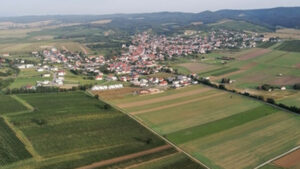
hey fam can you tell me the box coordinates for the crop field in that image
[0,118,32,166]
[0,91,202,169]
[179,63,217,73]
[275,40,300,53]
[111,85,300,169]
[0,95,27,114]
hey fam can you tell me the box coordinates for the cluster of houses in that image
[18,29,267,91]
[91,84,124,91]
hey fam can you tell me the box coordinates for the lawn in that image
[111,85,300,169]
[9,68,51,89]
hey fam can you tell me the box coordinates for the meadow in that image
[0,91,202,169]
[111,85,300,169]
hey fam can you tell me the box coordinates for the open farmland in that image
[0,95,27,114]
[111,85,300,169]
[0,118,32,166]
[0,91,202,169]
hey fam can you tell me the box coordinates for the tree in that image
[267,98,276,104]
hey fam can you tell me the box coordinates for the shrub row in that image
[199,79,300,114]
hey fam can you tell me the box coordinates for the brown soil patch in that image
[273,148,300,168]
[119,88,211,108]
[93,87,141,100]
[271,77,300,85]
[214,62,257,80]
[179,63,214,73]
[131,92,225,115]
[296,63,300,69]
[76,145,172,169]
[238,49,270,61]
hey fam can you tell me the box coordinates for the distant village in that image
[10,30,269,92]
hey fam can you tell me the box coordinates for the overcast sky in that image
[1,0,300,17]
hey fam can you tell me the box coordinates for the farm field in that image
[0,91,202,169]
[0,118,32,166]
[110,85,300,169]
[0,95,27,114]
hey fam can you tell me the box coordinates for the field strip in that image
[131,92,225,115]
[119,88,211,108]
[10,95,34,111]
[62,46,69,51]
[254,145,300,169]
[238,49,271,61]
[80,45,88,55]
[125,152,180,169]
[44,144,125,161]
[86,90,210,169]
[2,116,42,160]
[76,145,172,169]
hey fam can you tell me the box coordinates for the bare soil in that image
[238,49,270,61]
[76,145,172,169]
[271,76,300,85]
[273,149,300,168]
[179,63,214,73]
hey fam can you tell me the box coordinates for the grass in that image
[275,40,300,52]
[112,85,300,169]
[0,118,32,166]
[0,95,27,114]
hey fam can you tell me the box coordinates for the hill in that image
[0,7,300,30]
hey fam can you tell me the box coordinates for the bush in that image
[267,98,276,104]
[103,104,111,110]
[294,83,300,90]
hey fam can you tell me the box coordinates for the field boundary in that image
[125,152,180,169]
[76,145,172,169]
[86,90,210,169]
[10,95,34,111]
[254,146,300,169]
[2,116,42,160]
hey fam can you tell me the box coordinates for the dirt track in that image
[238,49,270,61]
[119,88,211,108]
[131,92,224,115]
[273,148,300,168]
[76,145,171,169]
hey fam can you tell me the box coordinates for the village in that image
[12,30,265,92]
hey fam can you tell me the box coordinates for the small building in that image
[95,75,103,81]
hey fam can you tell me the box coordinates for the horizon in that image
[1,0,300,17]
[0,6,299,18]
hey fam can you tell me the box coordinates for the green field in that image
[0,118,32,166]
[9,68,50,89]
[0,91,202,169]
[112,85,300,169]
[275,40,300,52]
[0,95,27,114]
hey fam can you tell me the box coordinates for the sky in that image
[0,0,300,17]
